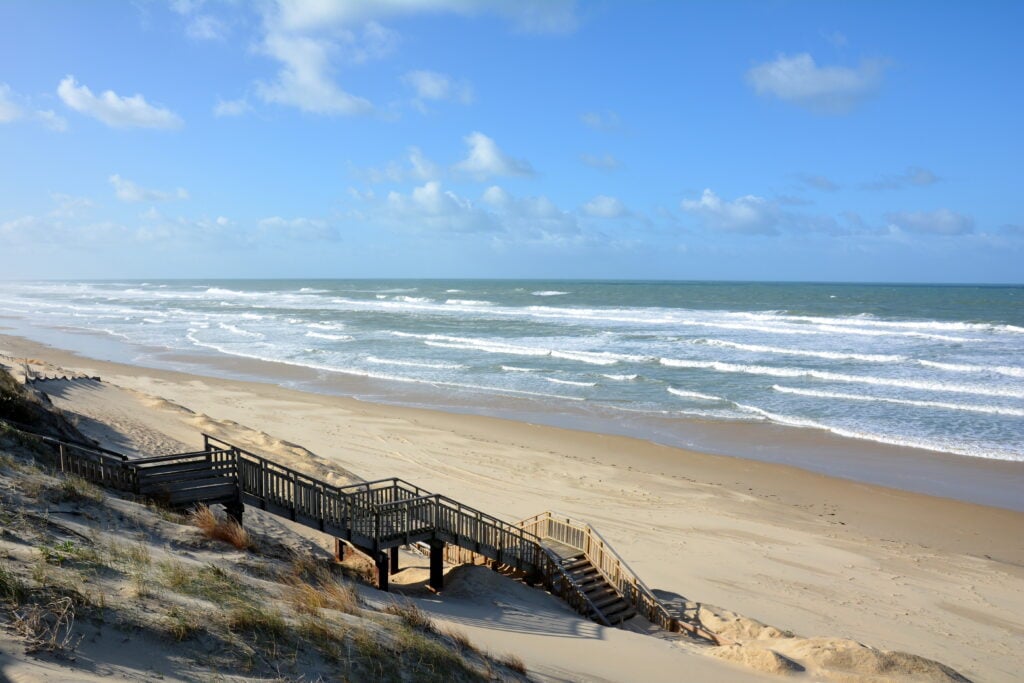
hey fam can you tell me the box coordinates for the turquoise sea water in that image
[1,280,1022,463]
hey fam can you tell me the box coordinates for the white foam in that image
[305,331,353,341]
[602,374,638,381]
[394,296,433,303]
[532,291,569,296]
[545,378,596,387]
[501,365,538,372]
[218,322,264,339]
[667,387,723,401]
[701,339,904,363]
[772,385,1024,417]
[733,402,1022,462]
[445,299,493,306]
[739,311,1024,335]
[308,322,346,331]
[366,356,464,370]
[918,359,1024,378]
[659,357,1024,399]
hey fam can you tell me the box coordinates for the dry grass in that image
[498,652,527,675]
[50,475,105,504]
[12,596,81,654]
[439,625,479,655]
[285,566,361,616]
[384,598,434,632]
[190,504,253,550]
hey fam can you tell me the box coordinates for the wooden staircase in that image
[4,418,719,644]
[555,550,637,625]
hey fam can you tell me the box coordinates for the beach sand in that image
[2,332,1022,682]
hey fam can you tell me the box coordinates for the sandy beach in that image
[2,331,1023,682]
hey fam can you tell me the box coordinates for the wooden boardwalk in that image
[3,419,719,642]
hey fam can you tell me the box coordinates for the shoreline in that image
[3,329,1024,681]
[3,320,1024,512]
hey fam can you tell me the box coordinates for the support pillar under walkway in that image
[428,539,444,592]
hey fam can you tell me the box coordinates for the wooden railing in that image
[0,421,675,634]
[519,511,721,643]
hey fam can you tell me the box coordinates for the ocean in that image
[1,280,1022,465]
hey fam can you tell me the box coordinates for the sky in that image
[0,0,1022,283]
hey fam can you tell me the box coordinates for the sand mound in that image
[711,643,804,675]
[770,638,972,682]
[699,604,789,641]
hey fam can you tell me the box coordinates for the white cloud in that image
[453,131,534,180]
[681,189,779,234]
[885,209,974,235]
[255,32,374,115]
[0,84,68,131]
[582,195,628,219]
[353,146,440,183]
[386,181,496,233]
[746,53,886,113]
[35,110,68,131]
[581,110,621,132]
[579,153,620,170]
[353,181,579,242]
[50,193,94,218]
[863,166,940,190]
[109,174,189,202]
[213,98,251,117]
[259,216,337,240]
[0,84,23,122]
[57,76,183,129]
[186,14,228,40]
[403,70,474,110]
[271,0,578,35]
[798,173,839,191]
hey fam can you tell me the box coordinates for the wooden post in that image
[375,552,390,592]
[334,538,346,562]
[58,443,66,472]
[428,539,444,592]
[225,501,244,526]
[389,546,399,574]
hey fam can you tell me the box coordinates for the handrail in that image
[520,510,721,644]
[0,417,129,462]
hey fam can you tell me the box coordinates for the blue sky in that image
[1,0,1021,283]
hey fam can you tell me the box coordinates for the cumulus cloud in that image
[255,32,374,115]
[109,174,189,202]
[581,110,621,132]
[403,70,474,110]
[798,173,839,191]
[386,181,496,233]
[885,209,974,235]
[352,181,579,242]
[862,166,940,190]
[353,146,440,183]
[746,53,886,113]
[57,76,183,129]
[213,97,251,117]
[582,195,628,218]
[579,152,620,170]
[453,131,534,180]
[681,189,779,234]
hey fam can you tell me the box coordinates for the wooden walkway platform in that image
[1,419,719,642]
